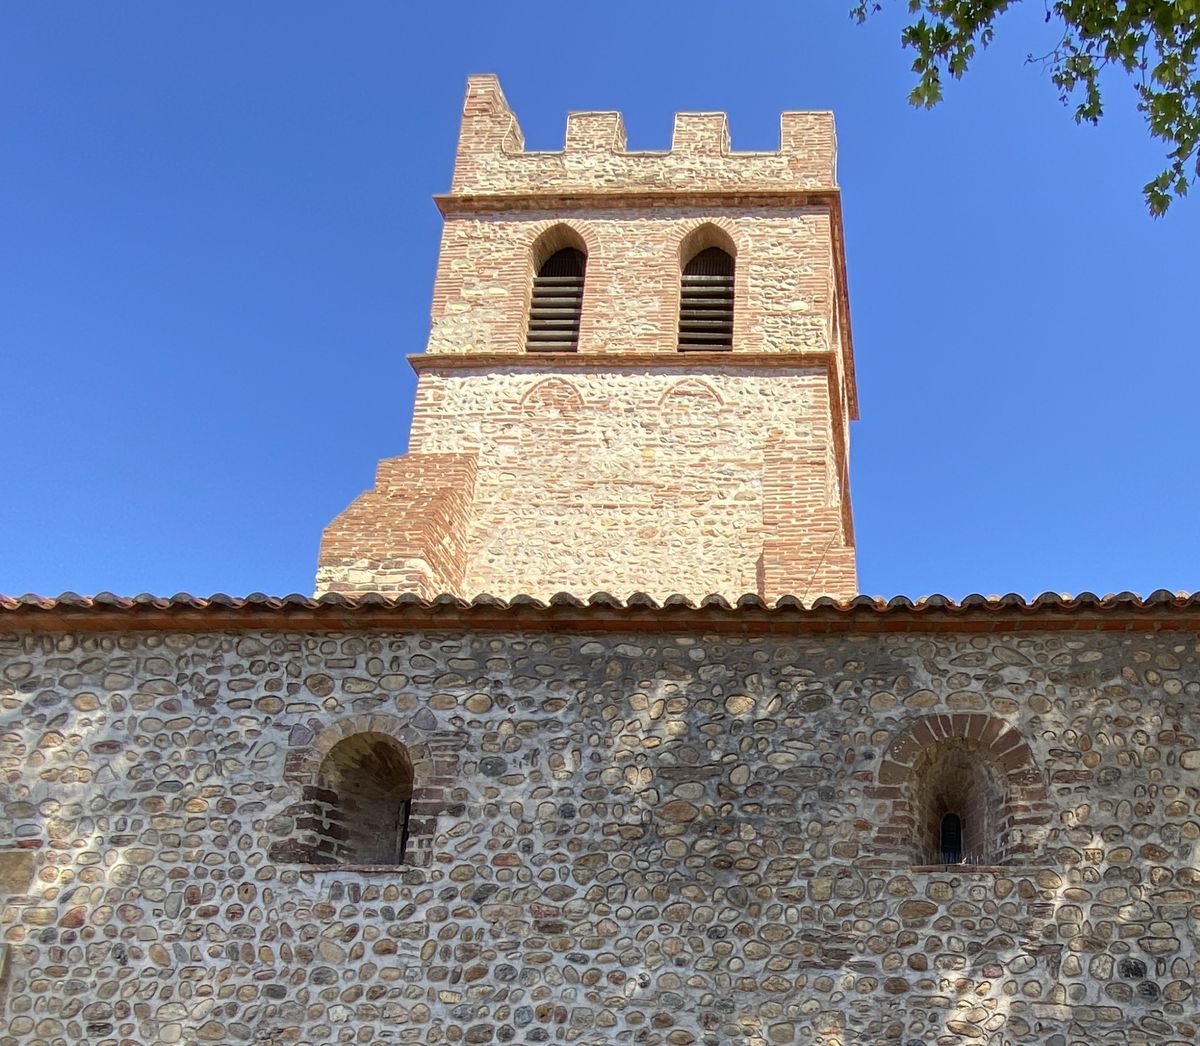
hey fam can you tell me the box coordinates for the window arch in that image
[871,714,1050,867]
[312,732,414,865]
[679,233,735,350]
[526,243,586,352]
[519,376,585,414]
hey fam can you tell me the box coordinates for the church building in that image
[1,75,1198,1046]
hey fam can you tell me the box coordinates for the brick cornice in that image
[434,188,840,214]
[408,350,834,371]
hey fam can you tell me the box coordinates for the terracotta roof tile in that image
[0,588,1196,635]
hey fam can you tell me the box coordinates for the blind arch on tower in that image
[678,225,736,351]
[526,225,588,352]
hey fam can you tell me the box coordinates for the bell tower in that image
[317,74,859,602]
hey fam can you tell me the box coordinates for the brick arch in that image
[291,714,435,777]
[519,376,585,415]
[657,378,725,410]
[269,713,465,868]
[870,714,1049,866]
[675,217,741,263]
[674,219,746,351]
[526,219,599,271]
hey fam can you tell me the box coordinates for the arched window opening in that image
[912,741,1007,866]
[679,246,734,350]
[526,247,586,352]
[940,812,963,864]
[873,716,1047,867]
[312,733,413,865]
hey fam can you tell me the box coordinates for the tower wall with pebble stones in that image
[2,622,1200,1044]
[317,75,858,603]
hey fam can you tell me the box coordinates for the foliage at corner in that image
[852,0,1200,215]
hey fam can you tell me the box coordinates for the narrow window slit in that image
[940,812,962,864]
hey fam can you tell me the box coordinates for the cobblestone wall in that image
[2,623,1198,1045]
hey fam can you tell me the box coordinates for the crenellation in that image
[670,111,731,155]
[564,110,627,153]
[779,110,838,185]
[451,73,524,193]
[451,74,840,197]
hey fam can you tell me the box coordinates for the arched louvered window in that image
[679,246,734,350]
[526,247,585,352]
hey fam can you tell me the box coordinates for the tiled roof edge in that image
[0,589,1197,635]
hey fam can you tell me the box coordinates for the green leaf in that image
[853,0,1200,214]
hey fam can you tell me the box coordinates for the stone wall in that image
[2,621,1199,1045]
[321,364,849,603]
[425,208,841,360]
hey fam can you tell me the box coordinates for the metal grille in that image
[679,246,734,350]
[526,248,585,352]
[397,798,411,862]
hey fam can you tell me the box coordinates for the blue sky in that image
[2,3,1196,600]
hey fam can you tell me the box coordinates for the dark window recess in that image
[317,734,414,865]
[940,812,963,864]
[526,248,585,352]
[679,247,734,350]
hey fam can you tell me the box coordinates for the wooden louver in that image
[526,248,585,352]
[679,246,734,350]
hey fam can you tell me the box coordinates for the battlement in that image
[449,74,838,197]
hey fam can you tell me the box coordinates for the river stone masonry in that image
[2,618,1199,1045]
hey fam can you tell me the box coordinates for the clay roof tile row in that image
[0,587,1196,628]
